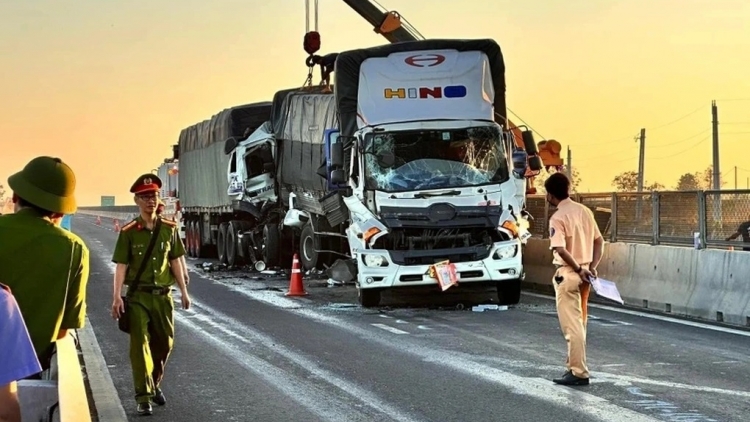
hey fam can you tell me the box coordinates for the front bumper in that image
[356,240,523,289]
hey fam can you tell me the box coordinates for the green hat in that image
[7,156,77,214]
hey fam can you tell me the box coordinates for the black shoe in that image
[137,403,153,416]
[553,372,590,386]
[153,388,166,406]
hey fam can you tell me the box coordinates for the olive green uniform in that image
[0,208,89,369]
[112,216,185,405]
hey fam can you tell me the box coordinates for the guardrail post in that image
[698,191,707,249]
[610,192,618,243]
[652,192,660,245]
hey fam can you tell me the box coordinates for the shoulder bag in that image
[118,219,162,333]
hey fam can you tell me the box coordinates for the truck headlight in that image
[493,245,518,260]
[363,254,388,267]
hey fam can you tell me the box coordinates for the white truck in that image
[211,39,537,307]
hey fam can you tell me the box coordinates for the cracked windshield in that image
[364,125,509,192]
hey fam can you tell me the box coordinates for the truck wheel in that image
[299,222,319,271]
[497,279,522,305]
[217,222,228,265]
[262,224,280,268]
[358,287,381,308]
[226,221,243,267]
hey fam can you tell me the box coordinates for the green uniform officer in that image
[0,156,89,372]
[110,174,190,417]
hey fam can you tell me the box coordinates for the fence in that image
[525,190,750,250]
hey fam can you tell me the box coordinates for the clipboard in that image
[589,277,624,304]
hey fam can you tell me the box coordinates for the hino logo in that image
[404,54,445,67]
[383,85,467,100]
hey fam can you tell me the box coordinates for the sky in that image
[1,0,749,206]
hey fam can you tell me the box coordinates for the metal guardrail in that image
[526,190,750,249]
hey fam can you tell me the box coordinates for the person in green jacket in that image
[0,156,89,373]
[110,173,190,416]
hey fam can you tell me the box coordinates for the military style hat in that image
[7,156,77,214]
[130,174,163,195]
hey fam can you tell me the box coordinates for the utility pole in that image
[566,147,572,180]
[712,101,720,190]
[711,100,722,223]
[735,166,738,190]
[637,128,646,192]
[636,128,646,220]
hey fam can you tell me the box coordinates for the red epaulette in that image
[121,220,138,232]
[160,218,177,227]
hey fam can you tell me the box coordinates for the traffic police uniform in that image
[0,156,89,371]
[548,197,601,384]
[112,174,185,411]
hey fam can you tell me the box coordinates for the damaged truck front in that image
[326,39,534,307]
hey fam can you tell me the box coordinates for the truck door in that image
[227,150,245,197]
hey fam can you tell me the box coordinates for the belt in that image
[555,263,590,269]
[133,285,171,295]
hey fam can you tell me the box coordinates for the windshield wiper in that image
[413,190,461,199]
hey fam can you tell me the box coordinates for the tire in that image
[262,224,281,268]
[299,222,319,271]
[217,222,228,265]
[226,221,243,267]
[358,287,381,308]
[497,279,522,305]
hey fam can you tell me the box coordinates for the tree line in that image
[531,165,724,194]
[610,165,724,192]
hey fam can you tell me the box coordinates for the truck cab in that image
[226,121,278,205]
[324,39,534,307]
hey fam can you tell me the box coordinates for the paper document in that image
[590,278,624,304]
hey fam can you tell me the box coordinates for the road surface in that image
[75,215,750,422]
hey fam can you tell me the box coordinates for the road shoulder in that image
[78,316,128,422]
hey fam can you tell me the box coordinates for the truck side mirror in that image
[521,130,538,155]
[330,142,344,169]
[224,137,238,155]
[330,169,347,184]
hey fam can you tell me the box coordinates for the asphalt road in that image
[74,215,750,422]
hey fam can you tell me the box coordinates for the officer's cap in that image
[7,156,77,214]
[130,174,162,195]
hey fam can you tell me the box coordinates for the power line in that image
[575,135,710,167]
[506,107,547,140]
[576,128,710,159]
[650,136,710,160]
[648,104,707,131]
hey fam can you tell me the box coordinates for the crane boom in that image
[341,0,422,43]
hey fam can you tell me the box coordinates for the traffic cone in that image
[285,253,308,297]
[96,216,101,225]
[114,219,120,232]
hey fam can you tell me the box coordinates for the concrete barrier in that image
[522,238,750,328]
[18,332,92,422]
[76,210,135,222]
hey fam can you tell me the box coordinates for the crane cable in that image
[302,0,321,88]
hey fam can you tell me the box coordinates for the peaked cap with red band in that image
[130,173,162,195]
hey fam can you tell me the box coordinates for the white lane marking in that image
[220,282,658,422]
[176,313,372,422]
[371,323,409,335]
[181,302,428,422]
[523,292,750,338]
